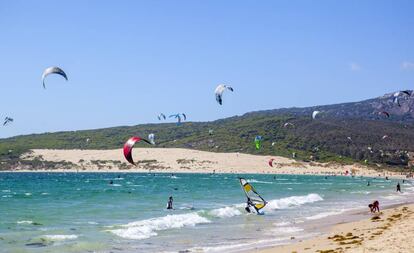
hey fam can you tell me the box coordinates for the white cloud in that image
[401,61,414,70]
[349,62,361,71]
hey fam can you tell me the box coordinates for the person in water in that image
[109,180,113,185]
[367,181,370,186]
[245,197,263,215]
[167,196,173,209]
[397,182,401,193]
[245,198,253,213]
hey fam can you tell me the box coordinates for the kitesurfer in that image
[167,196,174,209]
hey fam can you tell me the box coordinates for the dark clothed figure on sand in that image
[369,200,380,213]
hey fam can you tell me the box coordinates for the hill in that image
[1,91,414,170]
[246,91,414,122]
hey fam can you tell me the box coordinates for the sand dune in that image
[18,148,396,177]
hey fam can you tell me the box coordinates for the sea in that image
[0,172,412,253]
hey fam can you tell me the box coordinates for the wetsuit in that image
[167,197,173,209]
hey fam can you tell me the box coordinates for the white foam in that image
[190,237,291,253]
[111,184,122,187]
[2,189,10,193]
[306,210,345,220]
[209,206,242,218]
[17,220,33,224]
[24,192,32,196]
[350,191,371,195]
[42,234,78,241]
[273,221,291,227]
[265,193,323,210]
[108,213,210,240]
[246,179,273,184]
[382,195,405,200]
[41,192,49,195]
[179,205,195,210]
[269,226,304,234]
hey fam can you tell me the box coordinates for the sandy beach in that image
[15,148,401,178]
[257,203,414,253]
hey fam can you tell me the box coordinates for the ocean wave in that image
[108,213,210,240]
[209,206,242,218]
[273,221,291,227]
[42,234,78,241]
[265,193,323,210]
[179,204,196,210]
[17,220,33,224]
[350,191,371,195]
[246,179,273,184]
[269,226,304,234]
[306,210,345,220]
[382,195,405,200]
[189,237,292,253]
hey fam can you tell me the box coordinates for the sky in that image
[0,0,414,138]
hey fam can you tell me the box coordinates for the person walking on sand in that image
[167,196,174,210]
[397,182,401,193]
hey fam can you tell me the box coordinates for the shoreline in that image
[255,202,414,253]
[3,148,407,179]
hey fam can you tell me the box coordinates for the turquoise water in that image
[0,173,412,252]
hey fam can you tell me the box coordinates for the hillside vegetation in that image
[1,91,414,170]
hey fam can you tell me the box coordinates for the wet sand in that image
[256,204,414,253]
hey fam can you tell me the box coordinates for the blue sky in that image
[0,0,413,138]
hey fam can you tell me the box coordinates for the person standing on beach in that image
[167,196,174,209]
[397,182,401,193]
